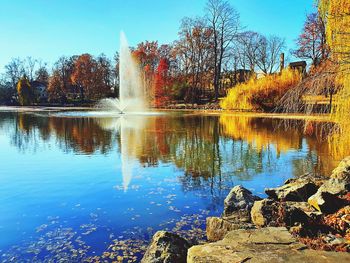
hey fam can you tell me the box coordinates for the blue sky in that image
[0,0,315,71]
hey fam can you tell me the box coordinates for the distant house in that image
[289,61,307,75]
[30,81,48,102]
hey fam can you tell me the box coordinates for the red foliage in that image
[154,58,170,107]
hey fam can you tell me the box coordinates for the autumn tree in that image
[292,12,329,66]
[206,0,240,100]
[48,56,75,103]
[154,58,170,107]
[132,41,159,99]
[17,75,33,105]
[71,54,95,101]
[174,17,214,102]
[318,0,350,119]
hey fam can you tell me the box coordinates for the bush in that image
[220,69,302,111]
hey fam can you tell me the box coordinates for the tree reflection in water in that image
[0,111,348,199]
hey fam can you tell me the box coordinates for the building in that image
[289,61,307,75]
[30,81,48,102]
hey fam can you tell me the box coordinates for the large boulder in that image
[331,156,350,183]
[206,216,254,241]
[223,185,260,217]
[251,199,279,227]
[308,190,348,214]
[187,227,350,263]
[318,178,350,195]
[265,180,318,202]
[251,199,310,227]
[141,231,190,263]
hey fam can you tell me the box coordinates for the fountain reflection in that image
[97,116,147,190]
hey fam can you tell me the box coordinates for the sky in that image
[0,0,316,72]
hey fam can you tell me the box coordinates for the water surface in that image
[0,110,342,262]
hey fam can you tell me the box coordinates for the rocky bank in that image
[141,157,350,262]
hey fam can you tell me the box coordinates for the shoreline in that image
[0,105,333,122]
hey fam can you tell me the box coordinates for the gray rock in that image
[187,227,350,263]
[223,185,260,217]
[265,180,318,201]
[206,216,254,241]
[141,231,190,263]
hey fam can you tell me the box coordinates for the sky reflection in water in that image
[0,111,342,262]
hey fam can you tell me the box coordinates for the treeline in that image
[0,54,118,105]
[0,0,289,107]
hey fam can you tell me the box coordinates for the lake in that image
[0,109,343,262]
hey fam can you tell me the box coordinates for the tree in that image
[236,31,261,72]
[206,0,240,100]
[132,41,159,99]
[154,58,170,107]
[17,75,33,105]
[25,57,38,81]
[35,64,49,83]
[47,56,75,103]
[256,35,285,75]
[4,58,25,89]
[292,12,328,66]
[174,17,214,102]
[71,54,95,101]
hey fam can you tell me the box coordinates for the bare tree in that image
[206,0,240,100]
[4,58,25,89]
[25,57,38,81]
[236,31,261,72]
[256,35,285,75]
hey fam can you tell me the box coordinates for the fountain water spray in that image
[98,31,147,113]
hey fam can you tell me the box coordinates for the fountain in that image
[98,31,147,113]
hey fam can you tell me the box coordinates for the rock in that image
[319,178,350,195]
[206,216,254,241]
[187,227,350,263]
[141,231,190,263]
[285,201,322,220]
[331,156,350,183]
[284,174,325,187]
[223,185,260,217]
[251,199,310,227]
[251,199,279,227]
[308,191,347,214]
[265,180,318,202]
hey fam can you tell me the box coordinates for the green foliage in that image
[17,76,33,105]
[168,81,189,101]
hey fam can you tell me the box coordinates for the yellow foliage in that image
[17,76,33,106]
[220,69,302,111]
[319,0,350,156]
[220,115,301,154]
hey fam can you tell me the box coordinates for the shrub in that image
[220,69,302,111]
